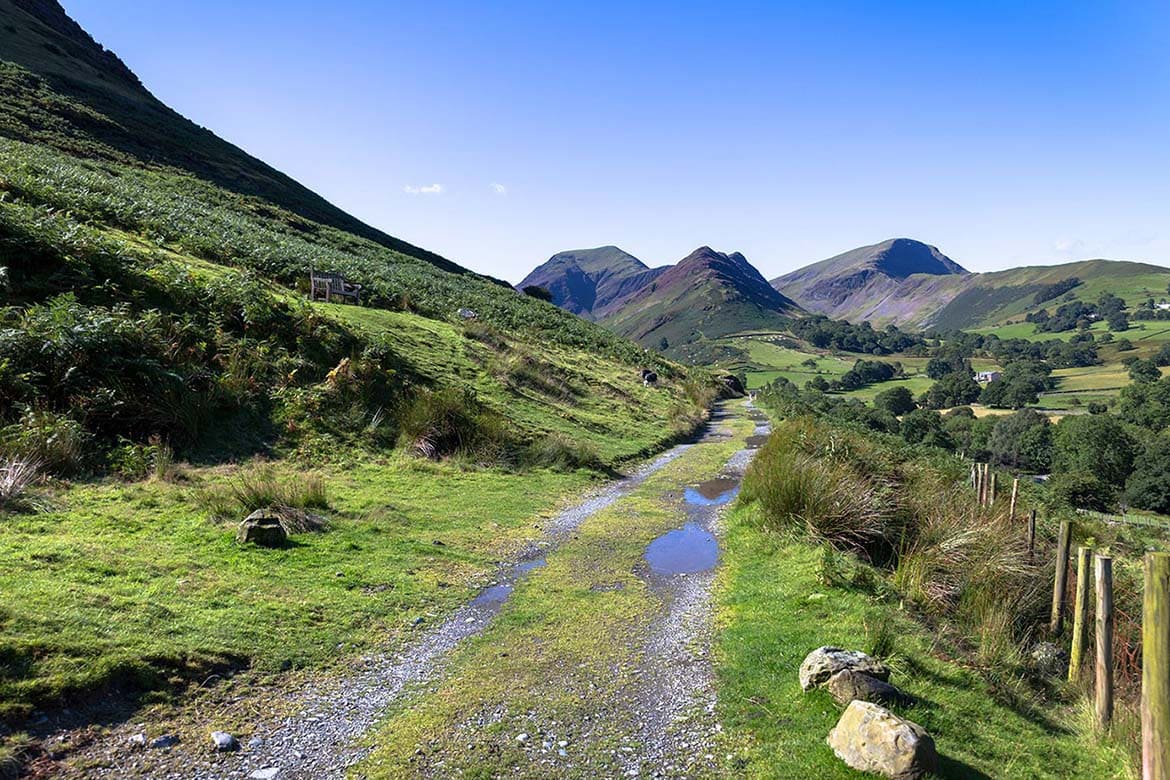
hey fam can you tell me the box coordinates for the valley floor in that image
[9,403,1132,779]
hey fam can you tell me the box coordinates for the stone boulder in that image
[236,510,288,547]
[799,646,890,691]
[827,701,937,779]
[1030,641,1069,678]
[827,670,913,708]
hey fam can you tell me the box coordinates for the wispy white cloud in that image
[491,182,508,195]
[402,183,443,195]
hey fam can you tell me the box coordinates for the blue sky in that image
[67,1,1170,281]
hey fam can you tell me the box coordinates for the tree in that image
[988,408,1053,472]
[1108,312,1130,332]
[1116,338,1135,351]
[1118,376,1170,431]
[1155,343,1170,367]
[658,337,669,351]
[923,371,982,409]
[1124,436,1170,514]
[1052,414,1136,488]
[900,409,951,448]
[873,386,916,416]
[1129,358,1162,384]
[1049,470,1116,512]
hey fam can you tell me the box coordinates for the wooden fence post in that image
[1028,509,1037,557]
[990,471,998,505]
[1095,554,1113,731]
[1050,520,1072,636]
[1069,546,1092,682]
[977,464,986,506]
[1144,552,1170,779]
[1009,477,1019,520]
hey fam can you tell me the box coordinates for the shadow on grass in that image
[937,754,994,779]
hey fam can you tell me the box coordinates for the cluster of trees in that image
[1032,277,1082,306]
[830,359,901,391]
[1025,292,1129,333]
[930,329,1099,369]
[788,316,923,355]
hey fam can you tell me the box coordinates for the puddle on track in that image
[643,523,718,575]
[745,434,769,449]
[684,477,740,506]
[470,558,546,606]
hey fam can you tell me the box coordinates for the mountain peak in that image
[517,246,665,319]
[771,238,969,326]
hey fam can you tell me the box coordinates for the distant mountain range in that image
[523,237,1170,350]
[521,245,800,354]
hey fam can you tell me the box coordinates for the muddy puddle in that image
[683,477,740,506]
[643,523,718,575]
[745,434,769,449]
[471,558,546,606]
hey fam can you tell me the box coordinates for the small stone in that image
[250,770,280,780]
[211,731,239,752]
[799,646,890,691]
[516,733,529,743]
[432,539,446,546]
[150,734,179,749]
[827,670,914,708]
[127,733,147,747]
[807,593,827,602]
[247,736,265,749]
[412,616,425,626]
[827,701,937,779]
[236,510,288,547]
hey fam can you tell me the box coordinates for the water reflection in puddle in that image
[684,477,740,506]
[644,523,718,574]
[745,434,769,449]
[471,558,546,606]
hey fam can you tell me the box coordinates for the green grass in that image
[0,457,599,722]
[715,509,1133,779]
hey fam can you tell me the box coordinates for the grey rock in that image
[1031,641,1068,678]
[236,510,288,547]
[211,731,239,752]
[250,769,280,780]
[827,670,913,708]
[799,646,890,691]
[247,736,265,750]
[149,734,179,749]
[827,701,937,779]
[126,733,147,747]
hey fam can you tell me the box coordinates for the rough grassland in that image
[0,459,598,722]
[715,505,1133,779]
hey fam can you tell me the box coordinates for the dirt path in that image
[59,402,767,779]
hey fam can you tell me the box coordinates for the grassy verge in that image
[715,509,1133,778]
[0,458,598,723]
[355,406,754,778]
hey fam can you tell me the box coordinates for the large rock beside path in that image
[827,700,937,779]
[799,646,890,691]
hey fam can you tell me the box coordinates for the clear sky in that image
[66,1,1170,281]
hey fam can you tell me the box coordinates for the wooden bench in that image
[310,271,362,304]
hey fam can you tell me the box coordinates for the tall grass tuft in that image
[0,456,41,512]
[398,387,512,464]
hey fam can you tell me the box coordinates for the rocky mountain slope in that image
[600,246,802,352]
[771,238,970,328]
[517,246,668,319]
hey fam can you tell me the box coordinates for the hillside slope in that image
[601,246,802,356]
[0,0,717,468]
[928,258,1170,331]
[0,0,465,274]
[516,246,668,319]
[771,237,970,327]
